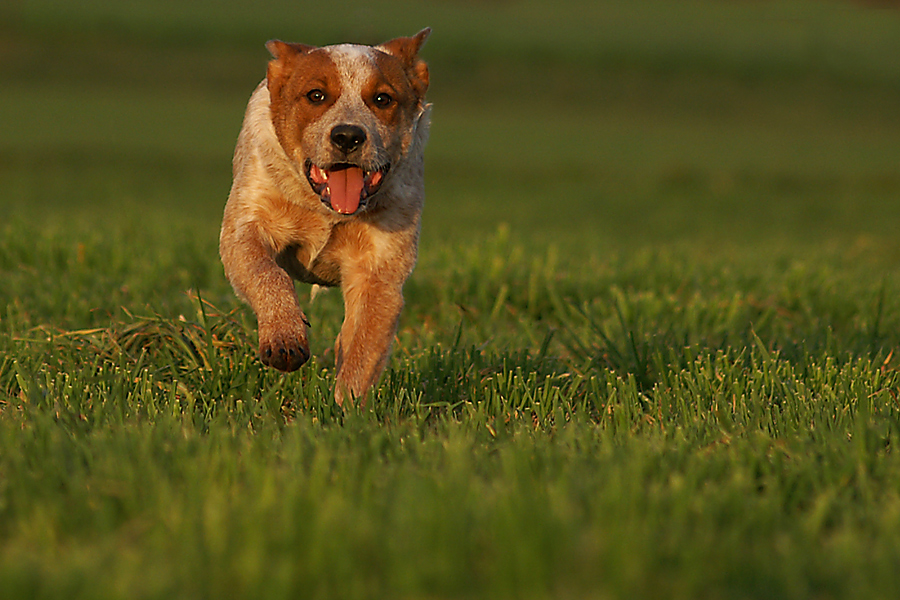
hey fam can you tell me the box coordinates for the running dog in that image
[220,29,431,405]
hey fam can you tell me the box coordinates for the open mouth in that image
[305,161,390,215]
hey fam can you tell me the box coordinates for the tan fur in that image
[220,29,431,406]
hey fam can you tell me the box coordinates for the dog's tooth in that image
[311,164,328,183]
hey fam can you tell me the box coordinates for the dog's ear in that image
[266,40,316,60]
[379,28,431,99]
[265,40,316,94]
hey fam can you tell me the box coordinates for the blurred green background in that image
[3,0,899,256]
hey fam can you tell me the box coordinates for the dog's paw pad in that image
[260,338,310,372]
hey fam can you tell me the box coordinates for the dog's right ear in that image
[266,40,316,60]
[265,40,316,93]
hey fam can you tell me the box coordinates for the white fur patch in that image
[319,44,376,128]
[326,44,376,91]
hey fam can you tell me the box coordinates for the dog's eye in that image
[306,89,327,104]
[373,92,393,108]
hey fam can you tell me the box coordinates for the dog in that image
[219,29,431,405]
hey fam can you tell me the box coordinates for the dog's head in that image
[265,29,431,216]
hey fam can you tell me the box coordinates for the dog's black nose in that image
[330,124,367,153]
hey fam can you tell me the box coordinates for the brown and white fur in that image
[219,29,431,406]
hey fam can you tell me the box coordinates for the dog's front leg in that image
[220,219,310,372]
[333,276,405,406]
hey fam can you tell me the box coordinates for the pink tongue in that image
[328,167,364,214]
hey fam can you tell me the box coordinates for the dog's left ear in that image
[379,28,431,99]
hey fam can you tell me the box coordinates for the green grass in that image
[2,1,900,598]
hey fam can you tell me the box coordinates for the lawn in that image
[2,1,900,598]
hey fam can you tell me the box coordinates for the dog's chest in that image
[273,218,373,288]
[275,243,341,287]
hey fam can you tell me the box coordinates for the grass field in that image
[2,1,900,598]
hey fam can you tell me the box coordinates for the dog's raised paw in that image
[259,336,310,372]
